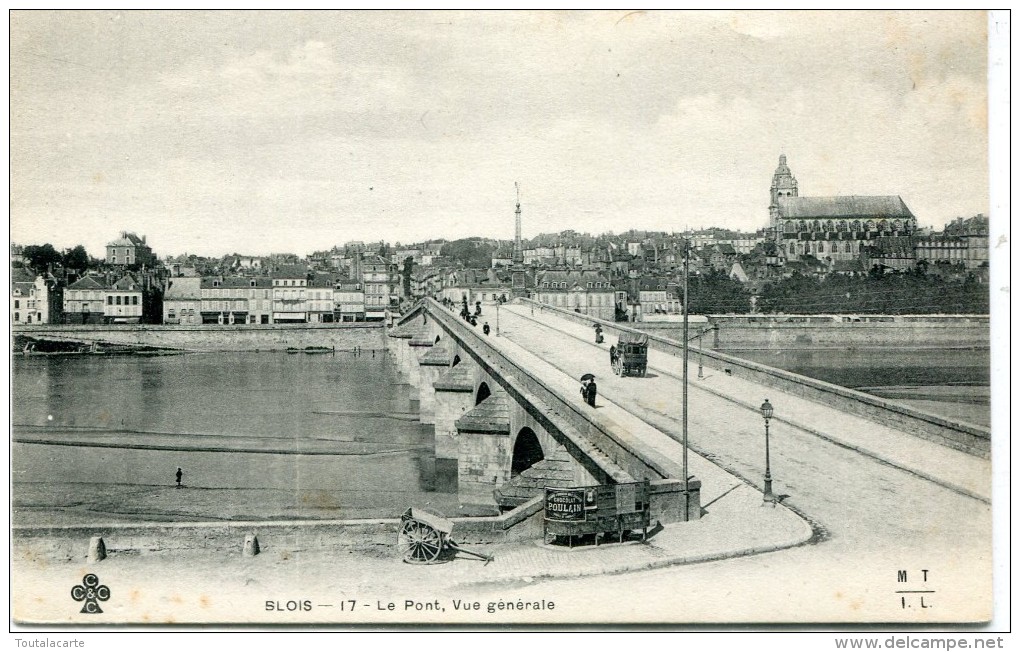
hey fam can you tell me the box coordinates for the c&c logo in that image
[71,574,111,614]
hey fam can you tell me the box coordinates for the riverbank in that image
[12,322,387,352]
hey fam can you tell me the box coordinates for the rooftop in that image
[777,195,915,220]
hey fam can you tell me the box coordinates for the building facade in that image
[11,272,60,325]
[334,282,366,322]
[62,276,109,324]
[271,265,310,323]
[307,276,335,323]
[62,274,144,324]
[104,274,144,323]
[914,214,989,270]
[533,270,615,320]
[362,256,397,321]
[106,232,157,267]
[163,276,202,324]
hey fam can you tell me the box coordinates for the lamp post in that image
[697,332,704,379]
[495,301,500,337]
[760,399,776,506]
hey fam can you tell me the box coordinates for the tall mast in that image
[511,182,526,295]
[682,238,690,521]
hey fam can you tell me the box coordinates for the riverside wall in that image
[11,498,545,555]
[632,318,989,350]
[13,323,387,352]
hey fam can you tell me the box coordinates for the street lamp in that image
[697,332,704,379]
[495,301,500,337]
[760,399,776,506]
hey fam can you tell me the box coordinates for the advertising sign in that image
[544,488,585,522]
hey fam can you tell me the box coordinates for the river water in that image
[11,351,460,525]
[12,346,990,526]
[723,348,991,428]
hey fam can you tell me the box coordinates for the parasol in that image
[580,373,595,381]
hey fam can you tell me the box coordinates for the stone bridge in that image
[386,298,699,521]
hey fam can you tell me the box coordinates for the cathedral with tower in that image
[766,154,918,264]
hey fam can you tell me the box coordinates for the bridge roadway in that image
[478,303,993,623]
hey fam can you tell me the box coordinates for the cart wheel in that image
[398,519,443,564]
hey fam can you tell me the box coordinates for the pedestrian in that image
[580,379,588,401]
[175,467,182,488]
[585,379,597,407]
[483,322,490,336]
[609,345,617,366]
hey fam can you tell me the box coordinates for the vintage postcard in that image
[8,9,1007,635]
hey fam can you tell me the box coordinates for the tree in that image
[62,245,90,272]
[440,239,496,268]
[687,270,752,314]
[22,244,62,273]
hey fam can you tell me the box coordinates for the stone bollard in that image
[243,534,260,557]
[88,536,106,563]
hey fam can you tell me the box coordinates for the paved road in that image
[482,305,993,623]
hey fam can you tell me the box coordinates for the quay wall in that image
[632,318,989,350]
[11,498,546,556]
[12,323,387,352]
[520,299,990,458]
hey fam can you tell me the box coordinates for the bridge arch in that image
[475,381,491,406]
[435,335,441,343]
[511,427,544,477]
[452,354,461,367]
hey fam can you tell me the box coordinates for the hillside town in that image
[11,156,990,328]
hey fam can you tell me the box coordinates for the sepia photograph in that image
[7,8,1009,640]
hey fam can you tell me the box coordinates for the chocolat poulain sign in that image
[545,488,585,522]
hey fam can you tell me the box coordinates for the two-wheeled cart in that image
[397,508,494,565]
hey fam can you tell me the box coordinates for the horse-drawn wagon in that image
[611,332,648,377]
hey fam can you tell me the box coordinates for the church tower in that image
[768,154,798,236]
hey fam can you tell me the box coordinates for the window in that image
[108,296,114,305]
[13,300,18,309]
[116,296,123,305]
[132,296,139,305]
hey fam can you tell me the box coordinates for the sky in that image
[10,10,991,258]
